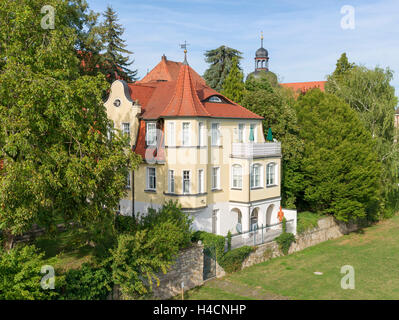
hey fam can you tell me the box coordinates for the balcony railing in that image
[231,142,281,158]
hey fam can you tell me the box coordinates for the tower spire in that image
[261,31,264,48]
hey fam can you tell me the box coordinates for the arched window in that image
[232,164,242,189]
[250,164,262,189]
[266,163,277,186]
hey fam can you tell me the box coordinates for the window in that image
[113,99,121,107]
[183,170,190,194]
[122,123,130,142]
[232,165,242,189]
[126,172,131,188]
[250,164,262,189]
[266,163,277,186]
[238,123,244,143]
[168,122,175,146]
[168,170,175,193]
[182,122,190,146]
[212,167,220,190]
[146,167,156,190]
[198,169,204,193]
[249,123,256,142]
[211,123,220,146]
[198,122,205,146]
[209,96,222,103]
[146,122,157,146]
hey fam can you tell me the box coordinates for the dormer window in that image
[208,96,222,103]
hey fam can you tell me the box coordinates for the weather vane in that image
[180,40,190,64]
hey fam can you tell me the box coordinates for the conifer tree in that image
[203,46,242,92]
[296,89,382,222]
[100,6,137,83]
[221,56,245,104]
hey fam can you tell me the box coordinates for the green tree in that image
[296,89,382,222]
[99,6,137,83]
[0,0,141,249]
[111,202,192,298]
[221,56,245,104]
[330,52,355,80]
[203,45,243,92]
[242,77,304,208]
[326,56,399,217]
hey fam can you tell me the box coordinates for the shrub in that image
[0,245,62,300]
[227,231,232,252]
[111,221,188,298]
[275,232,296,255]
[115,214,137,234]
[59,263,113,300]
[297,211,321,234]
[193,231,225,260]
[218,246,254,273]
[139,201,192,249]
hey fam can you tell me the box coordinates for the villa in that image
[104,44,297,237]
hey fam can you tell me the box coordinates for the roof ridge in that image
[161,64,210,117]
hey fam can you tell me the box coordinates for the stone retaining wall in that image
[242,216,359,269]
[112,216,359,299]
[151,243,204,299]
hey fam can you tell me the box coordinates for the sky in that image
[87,0,399,95]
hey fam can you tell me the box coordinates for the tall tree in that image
[100,6,137,83]
[296,89,382,222]
[68,0,104,77]
[242,76,304,208]
[0,0,141,249]
[203,45,242,92]
[326,55,399,217]
[331,52,355,80]
[221,56,245,104]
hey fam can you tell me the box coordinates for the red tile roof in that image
[281,81,326,94]
[161,64,210,117]
[128,56,263,120]
[138,55,205,85]
[130,56,263,161]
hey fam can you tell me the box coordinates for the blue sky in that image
[87,0,399,94]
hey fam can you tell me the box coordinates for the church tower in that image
[246,32,277,85]
[255,31,269,72]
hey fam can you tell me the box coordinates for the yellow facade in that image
[104,80,284,235]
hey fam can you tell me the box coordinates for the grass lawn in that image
[185,214,399,300]
[34,229,94,273]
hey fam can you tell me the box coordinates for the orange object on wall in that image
[278,206,284,222]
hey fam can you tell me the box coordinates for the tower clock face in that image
[113,99,121,107]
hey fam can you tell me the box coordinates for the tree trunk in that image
[2,229,15,251]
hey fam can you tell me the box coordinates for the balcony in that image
[231,142,281,158]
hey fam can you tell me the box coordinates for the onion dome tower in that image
[255,32,269,71]
[246,32,278,86]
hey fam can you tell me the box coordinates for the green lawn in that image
[185,214,399,300]
[34,229,94,272]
